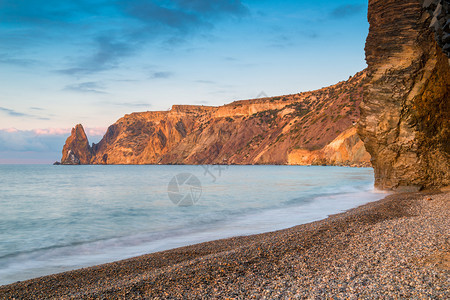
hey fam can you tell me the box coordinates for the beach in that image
[1,191,448,299]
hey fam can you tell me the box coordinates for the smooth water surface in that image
[0,165,386,285]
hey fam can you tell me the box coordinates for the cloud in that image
[0,107,28,117]
[118,0,248,29]
[195,80,216,84]
[64,81,107,94]
[33,128,70,136]
[0,107,50,120]
[0,129,65,152]
[151,71,174,79]
[330,4,365,19]
[58,36,136,75]
[0,54,37,67]
[20,0,247,75]
[174,0,249,14]
[0,127,106,154]
[103,101,152,108]
[85,127,107,137]
[32,127,106,138]
[119,1,202,30]
[195,100,211,104]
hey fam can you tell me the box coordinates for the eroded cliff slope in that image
[358,0,450,190]
[61,72,371,166]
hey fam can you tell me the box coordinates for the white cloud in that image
[0,127,105,154]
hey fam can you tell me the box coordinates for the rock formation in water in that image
[61,72,371,166]
[61,124,92,165]
[358,0,450,190]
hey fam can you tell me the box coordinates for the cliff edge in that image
[358,0,450,190]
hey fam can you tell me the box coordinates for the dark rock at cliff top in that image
[425,0,450,58]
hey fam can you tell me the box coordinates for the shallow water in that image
[0,165,386,285]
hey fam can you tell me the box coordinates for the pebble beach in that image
[1,191,448,299]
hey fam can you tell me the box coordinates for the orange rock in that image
[61,72,371,166]
[61,124,92,165]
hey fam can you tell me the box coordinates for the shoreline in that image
[1,191,448,298]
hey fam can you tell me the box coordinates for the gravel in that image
[1,191,448,299]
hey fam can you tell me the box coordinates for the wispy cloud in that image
[63,81,107,94]
[330,4,365,19]
[195,80,216,84]
[0,107,50,120]
[12,0,249,75]
[0,54,37,67]
[195,100,211,104]
[151,71,174,79]
[0,107,28,117]
[101,101,152,109]
[58,36,136,75]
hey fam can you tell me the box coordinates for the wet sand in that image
[1,191,448,299]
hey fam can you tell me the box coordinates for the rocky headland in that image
[61,71,371,167]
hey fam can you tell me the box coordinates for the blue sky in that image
[0,0,369,163]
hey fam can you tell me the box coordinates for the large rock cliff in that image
[61,72,371,166]
[358,0,450,190]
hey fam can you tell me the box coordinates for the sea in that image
[0,165,387,285]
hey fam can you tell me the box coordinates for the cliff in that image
[61,71,371,166]
[358,0,450,190]
[288,127,371,167]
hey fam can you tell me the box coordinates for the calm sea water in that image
[0,165,386,285]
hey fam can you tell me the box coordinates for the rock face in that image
[61,124,92,165]
[289,127,371,167]
[62,72,371,166]
[359,0,450,190]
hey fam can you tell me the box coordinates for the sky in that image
[0,0,369,163]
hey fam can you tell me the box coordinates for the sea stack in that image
[61,124,92,165]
